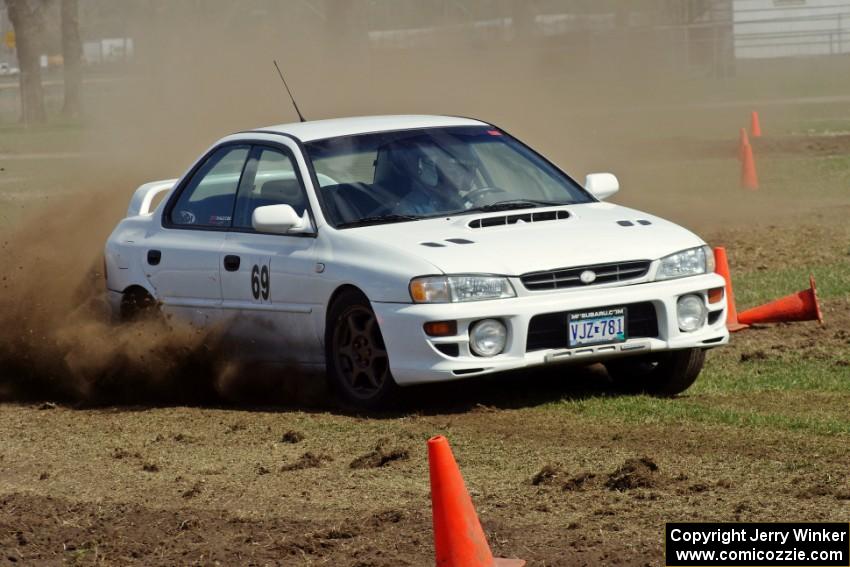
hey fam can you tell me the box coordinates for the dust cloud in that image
[0,2,812,403]
[0,196,313,405]
[0,189,222,404]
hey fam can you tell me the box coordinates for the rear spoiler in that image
[126,179,178,217]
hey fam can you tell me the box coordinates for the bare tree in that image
[60,0,82,117]
[6,0,47,124]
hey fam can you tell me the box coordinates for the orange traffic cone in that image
[750,111,762,138]
[738,275,824,326]
[428,436,525,567]
[738,128,750,161]
[713,247,748,332]
[740,141,759,190]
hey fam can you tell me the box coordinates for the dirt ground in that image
[1,358,848,566]
[1,180,849,565]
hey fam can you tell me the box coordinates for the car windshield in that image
[303,126,593,228]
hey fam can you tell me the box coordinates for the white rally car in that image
[105,115,729,409]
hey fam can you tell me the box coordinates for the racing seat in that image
[373,144,415,200]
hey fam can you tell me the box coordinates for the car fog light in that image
[677,294,707,332]
[469,319,507,357]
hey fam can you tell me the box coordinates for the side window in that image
[233,147,307,229]
[169,145,249,227]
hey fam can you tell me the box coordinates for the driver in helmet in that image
[394,143,478,215]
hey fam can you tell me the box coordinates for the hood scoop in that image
[468,209,569,229]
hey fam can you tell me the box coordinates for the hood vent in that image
[468,209,569,229]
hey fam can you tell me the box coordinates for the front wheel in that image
[325,290,399,411]
[604,348,705,396]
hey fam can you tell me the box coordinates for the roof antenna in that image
[273,60,306,123]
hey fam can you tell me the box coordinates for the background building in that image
[733,0,850,58]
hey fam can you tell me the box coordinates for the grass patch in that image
[0,122,87,154]
[700,357,850,394]
[734,260,850,308]
[759,154,850,201]
[555,394,850,436]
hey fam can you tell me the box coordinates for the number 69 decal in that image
[250,264,270,301]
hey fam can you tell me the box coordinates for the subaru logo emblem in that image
[580,270,597,284]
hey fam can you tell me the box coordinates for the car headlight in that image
[409,275,516,303]
[656,246,714,281]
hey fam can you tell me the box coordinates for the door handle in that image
[147,250,161,266]
[223,255,241,272]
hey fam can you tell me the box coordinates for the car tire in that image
[604,348,705,397]
[325,289,400,411]
[119,288,159,322]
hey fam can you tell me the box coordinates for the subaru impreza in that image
[105,115,729,409]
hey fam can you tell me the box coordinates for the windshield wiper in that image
[462,199,569,213]
[336,214,423,228]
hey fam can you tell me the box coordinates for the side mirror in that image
[585,173,620,201]
[252,204,310,234]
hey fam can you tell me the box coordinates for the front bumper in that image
[372,273,729,385]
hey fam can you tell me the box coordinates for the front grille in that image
[520,260,651,291]
[526,301,658,352]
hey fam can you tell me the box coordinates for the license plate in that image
[568,307,627,347]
